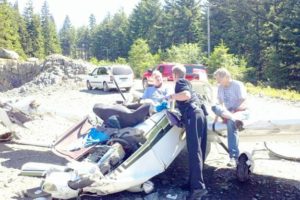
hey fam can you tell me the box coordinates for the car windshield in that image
[112,66,132,75]
[185,65,205,74]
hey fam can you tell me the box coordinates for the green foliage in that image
[128,39,156,77]
[128,0,162,52]
[76,26,90,59]
[31,14,44,58]
[114,57,127,64]
[89,57,99,65]
[261,0,300,90]
[208,0,300,91]
[246,82,300,101]
[208,0,266,77]
[59,15,76,57]
[89,14,96,30]
[157,0,204,50]
[89,57,112,66]
[162,43,204,64]
[41,1,61,56]
[90,10,129,61]
[0,2,25,57]
[23,0,44,58]
[207,42,247,80]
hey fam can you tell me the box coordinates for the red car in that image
[142,63,207,89]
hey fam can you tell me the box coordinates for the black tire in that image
[125,87,131,92]
[103,82,109,92]
[142,79,148,90]
[236,153,251,182]
[87,81,92,90]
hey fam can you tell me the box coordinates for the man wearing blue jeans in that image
[212,68,249,167]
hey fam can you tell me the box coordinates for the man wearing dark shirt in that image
[167,64,207,200]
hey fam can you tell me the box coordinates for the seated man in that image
[211,68,249,167]
[142,70,171,104]
[126,70,171,110]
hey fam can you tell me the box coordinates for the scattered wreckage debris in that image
[0,107,14,141]
[0,98,39,142]
[19,111,186,199]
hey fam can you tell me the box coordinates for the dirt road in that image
[0,80,300,200]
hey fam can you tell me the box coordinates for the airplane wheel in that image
[236,153,251,182]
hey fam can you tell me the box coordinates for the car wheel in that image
[87,81,92,90]
[142,79,148,90]
[103,82,109,92]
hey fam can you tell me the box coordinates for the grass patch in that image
[245,83,300,101]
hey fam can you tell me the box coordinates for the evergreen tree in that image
[22,0,34,56]
[110,9,130,59]
[76,26,90,59]
[91,11,129,60]
[90,14,112,60]
[262,0,300,89]
[59,15,76,57]
[156,0,177,49]
[208,0,267,80]
[41,0,61,56]
[174,0,204,45]
[0,1,25,57]
[158,0,204,50]
[13,1,28,56]
[23,0,44,58]
[31,14,44,58]
[89,14,96,30]
[128,0,162,51]
[87,14,97,59]
[49,16,61,54]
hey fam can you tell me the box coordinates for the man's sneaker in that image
[186,188,208,200]
[227,158,237,167]
[235,120,244,131]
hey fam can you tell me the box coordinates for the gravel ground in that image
[0,80,300,200]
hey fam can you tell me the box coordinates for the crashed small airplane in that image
[20,81,300,199]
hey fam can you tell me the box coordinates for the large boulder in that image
[0,48,19,60]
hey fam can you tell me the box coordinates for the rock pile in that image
[0,52,95,93]
[22,54,94,92]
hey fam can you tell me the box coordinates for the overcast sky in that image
[9,0,141,29]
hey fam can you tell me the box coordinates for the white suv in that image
[86,65,134,92]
